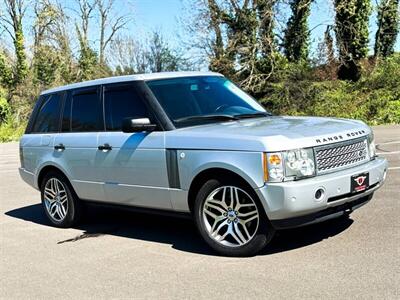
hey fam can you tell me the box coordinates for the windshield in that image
[146,76,269,127]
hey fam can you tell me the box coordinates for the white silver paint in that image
[19,72,388,224]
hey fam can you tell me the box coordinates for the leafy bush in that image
[260,54,400,125]
[0,88,10,122]
[0,86,28,142]
[0,114,26,142]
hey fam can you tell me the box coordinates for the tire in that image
[194,178,275,257]
[40,171,82,228]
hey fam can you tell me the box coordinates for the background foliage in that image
[0,0,399,142]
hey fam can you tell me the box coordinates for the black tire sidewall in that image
[194,178,275,257]
[40,171,80,228]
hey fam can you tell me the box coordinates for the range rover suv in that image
[19,72,388,256]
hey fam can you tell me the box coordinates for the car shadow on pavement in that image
[5,203,353,257]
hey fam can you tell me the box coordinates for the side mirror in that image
[122,118,157,133]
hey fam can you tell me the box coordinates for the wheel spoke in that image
[239,220,251,239]
[59,203,67,219]
[216,231,229,242]
[233,188,240,211]
[229,187,234,208]
[44,187,56,198]
[50,179,56,193]
[233,222,247,244]
[211,219,228,237]
[204,208,218,219]
[242,214,258,224]
[54,179,60,194]
[50,202,58,216]
[221,187,228,208]
[238,203,256,208]
[229,224,244,245]
[210,215,226,232]
[59,195,68,204]
[205,203,226,215]
[207,198,228,211]
[44,193,55,203]
[56,204,62,219]
[238,210,258,218]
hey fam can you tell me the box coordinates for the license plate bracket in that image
[351,172,369,193]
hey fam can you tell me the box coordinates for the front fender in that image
[177,150,264,190]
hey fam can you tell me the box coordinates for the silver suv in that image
[19,72,388,256]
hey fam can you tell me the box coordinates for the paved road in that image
[1,125,399,299]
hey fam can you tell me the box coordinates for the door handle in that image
[54,143,65,151]
[98,143,112,151]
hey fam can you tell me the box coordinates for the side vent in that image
[166,149,181,189]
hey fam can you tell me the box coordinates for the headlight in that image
[264,152,284,182]
[264,148,316,182]
[284,148,315,178]
[368,132,376,159]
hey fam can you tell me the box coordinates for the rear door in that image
[53,87,106,201]
[97,82,172,209]
[22,93,63,174]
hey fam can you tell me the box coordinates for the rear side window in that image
[61,92,72,132]
[32,93,62,133]
[71,89,103,132]
[104,85,149,131]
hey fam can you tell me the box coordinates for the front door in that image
[97,82,172,209]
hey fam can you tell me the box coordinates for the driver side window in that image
[104,84,150,131]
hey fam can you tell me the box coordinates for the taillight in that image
[19,144,24,168]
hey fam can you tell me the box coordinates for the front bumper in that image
[255,157,388,228]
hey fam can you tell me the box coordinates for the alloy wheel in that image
[202,186,259,247]
[43,178,68,222]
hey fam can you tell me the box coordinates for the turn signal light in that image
[268,154,281,165]
[263,153,268,182]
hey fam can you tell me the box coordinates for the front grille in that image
[315,138,369,174]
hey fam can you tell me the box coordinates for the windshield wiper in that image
[234,112,272,119]
[175,114,239,123]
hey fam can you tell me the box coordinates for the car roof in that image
[41,71,223,95]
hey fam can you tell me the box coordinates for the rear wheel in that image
[40,171,82,228]
[194,178,275,257]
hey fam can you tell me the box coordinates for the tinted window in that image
[61,93,72,132]
[32,93,62,133]
[71,89,103,132]
[147,76,267,127]
[104,85,149,131]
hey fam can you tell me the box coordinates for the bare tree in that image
[108,35,146,74]
[74,0,97,47]
[97,0,129,65]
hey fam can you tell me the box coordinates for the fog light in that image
[315,188,325,201]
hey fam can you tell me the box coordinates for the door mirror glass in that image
[122,118,157,133]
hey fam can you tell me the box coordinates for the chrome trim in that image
[314,137,369,175]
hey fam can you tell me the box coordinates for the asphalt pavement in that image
[0,125,399,299]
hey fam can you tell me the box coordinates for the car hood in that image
[165,116,371,152]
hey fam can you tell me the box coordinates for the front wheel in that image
[194,179,275,257]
